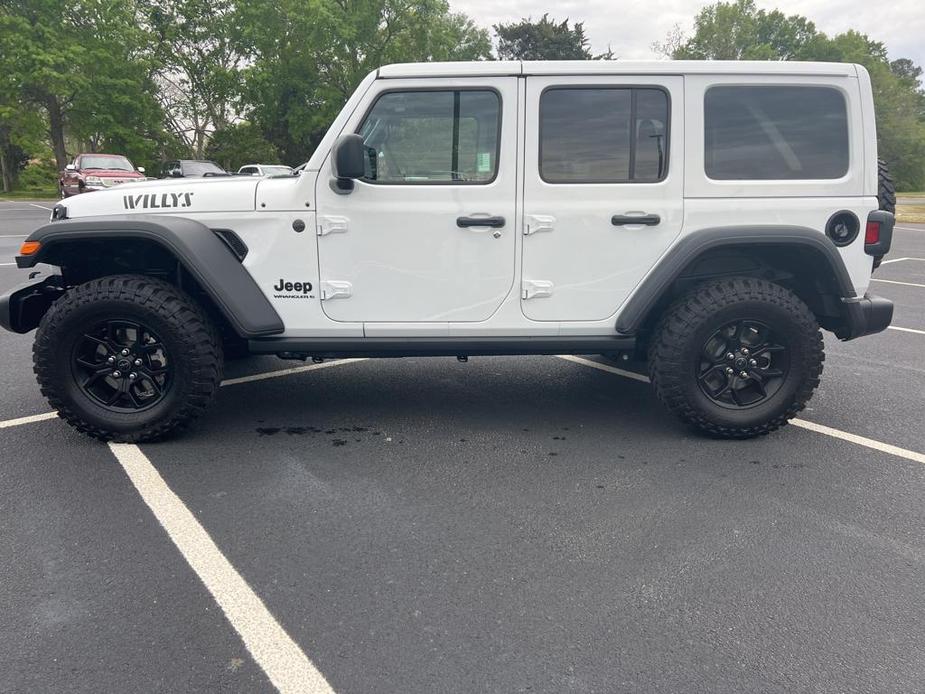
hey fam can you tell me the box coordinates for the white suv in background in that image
[237,164,294,176]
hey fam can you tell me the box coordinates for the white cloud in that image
[452,0,925,70]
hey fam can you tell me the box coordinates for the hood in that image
[80,168,144,178]
[63,176,259,218]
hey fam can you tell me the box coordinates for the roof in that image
[377,60,858,79]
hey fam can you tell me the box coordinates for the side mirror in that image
[137,166,145,173]
[329,134,366,194]
[65,164,76,171]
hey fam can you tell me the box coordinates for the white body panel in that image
[520,75,684,321]
[313,76,519,323]
[54,60,882,340]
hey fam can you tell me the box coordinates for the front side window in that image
[704,86,849,180]
[539,87,669,184]
[357,90,500,184]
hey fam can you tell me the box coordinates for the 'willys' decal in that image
[123,192,194,210]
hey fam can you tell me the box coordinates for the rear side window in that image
[704,86,849,180]
[539,87,669,184]
[358,90,501,184]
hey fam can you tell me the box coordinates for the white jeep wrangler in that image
[2,61,895,442]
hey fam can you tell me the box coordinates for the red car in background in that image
[59,153,146,197]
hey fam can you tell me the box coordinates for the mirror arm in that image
[329,177,355,195]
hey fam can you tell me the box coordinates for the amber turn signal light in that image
[19,240,41,256]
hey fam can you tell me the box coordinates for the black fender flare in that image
[615,225,859,335]
[15,215,284,337]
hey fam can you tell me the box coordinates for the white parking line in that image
[108,443,334,694]
[889,325,925,336]
[221,358,366,386]
[558,355,925,466]
[0,262,16,267]
[28,203,52,211]
[556,354,650,383]
[0,411,58,429]
[871,278,925,289]
[787,420,925,464]
[895,226,925,232]
[0,358,367,431]
[0,234,27,238]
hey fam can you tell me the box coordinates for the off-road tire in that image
[878,158,896,214]
[34,274,223,442]
[649,277,824,439]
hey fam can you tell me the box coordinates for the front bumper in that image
[837,293,894,340]
[0,272,65,334]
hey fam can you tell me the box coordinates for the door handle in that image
[457,215,506,228]
[611,214,660,227]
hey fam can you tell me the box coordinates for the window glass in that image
[539,88,669,183]
[358,90,500,183]
[80,155,134,171]
[183,161,225,176]
[704,86,849,180]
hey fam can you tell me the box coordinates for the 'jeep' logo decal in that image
[123,192,194,210]
[273,279,314,299]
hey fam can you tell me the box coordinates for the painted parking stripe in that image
[0,411,58,429]
[889,325,925,336]
[0,358,368,431]
[558,355,925,466]
[871,278,925,289]
[895,226,925,232]
[221,358,366,386]
[556,354,650,383]
[28,203,52,211]
[0,262,15,267]
[108,443,334,694]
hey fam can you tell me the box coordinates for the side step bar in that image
[247,335,637,359]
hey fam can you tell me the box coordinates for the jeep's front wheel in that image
[34,275,223,442]
[649,277,823,439]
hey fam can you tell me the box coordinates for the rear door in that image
[521,76,684,321]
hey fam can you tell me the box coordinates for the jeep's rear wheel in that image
[34,275,223,442]
[649,277,823,439]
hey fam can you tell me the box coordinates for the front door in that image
[521,76,684,321]
[314,78,518,323]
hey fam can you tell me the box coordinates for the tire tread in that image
[33,274,223,442]
[648,277,824,439]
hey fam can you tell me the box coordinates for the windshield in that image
[80,155,134,171]
[263,165,294,175]
[184,161,225,176]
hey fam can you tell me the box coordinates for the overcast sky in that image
[453,0,925,71]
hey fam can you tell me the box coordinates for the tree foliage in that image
[204,122,279,171]
[1,0,924,192]
[141,0,244,157]
[0,0,166,173]
[494,14,601,61]
[659,0,925,189]
[236,0,492,164]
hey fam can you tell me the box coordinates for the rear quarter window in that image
[704,86,849,180]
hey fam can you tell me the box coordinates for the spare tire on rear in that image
[878,158,896,214]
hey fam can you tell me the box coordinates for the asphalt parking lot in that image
[2,199,925,693]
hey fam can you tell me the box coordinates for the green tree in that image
[236,0,492,164]
[659,0,925,190]
[205,122,279,170]
[494,14,612,61]
[0,0,167,171]
[141,0,244,157]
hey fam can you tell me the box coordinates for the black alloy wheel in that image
[697,319,790,409]
[72,319,171,412]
